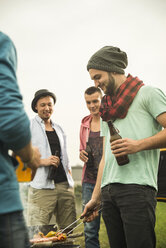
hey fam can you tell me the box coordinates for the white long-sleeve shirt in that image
[30,115,74,189]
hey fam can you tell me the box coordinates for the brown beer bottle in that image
[47,150,59,180]
[107,120,129,166]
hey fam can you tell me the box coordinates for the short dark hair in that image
[84,86,102,96]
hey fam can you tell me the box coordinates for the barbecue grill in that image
[31,243,80,248]
[28,225,81,248]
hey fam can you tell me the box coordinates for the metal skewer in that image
[54,217,81,234]
[54,205,102,236]
[66,207,103,236]
[66,222,84,236]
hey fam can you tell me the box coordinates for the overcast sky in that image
[0,0,166,166]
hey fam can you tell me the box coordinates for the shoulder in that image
[81,115,92,126]
[31,115,41,124]
[30,116,44,131]
[0,32,17,69]
[139,85,165,95]
[0,32,15,49]
[52,121,65,134]
[136,85,166,117]
[139,85,154,94]
[137,85,166,103]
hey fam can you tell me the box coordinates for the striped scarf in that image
[99,74,144,121]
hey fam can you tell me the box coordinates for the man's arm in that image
[111,112,166,156]
[14,142,41,168]
[0,33,41,169]
[81,137,105,222]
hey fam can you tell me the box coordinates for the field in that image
[74,186,166,248]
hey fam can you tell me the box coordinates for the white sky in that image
[0,0,166,166]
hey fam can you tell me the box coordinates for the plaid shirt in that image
[100,74,144,121]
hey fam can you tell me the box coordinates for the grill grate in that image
[31,243,80,248]
[28,225,82,248]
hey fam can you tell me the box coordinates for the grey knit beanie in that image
[87,46,128,74]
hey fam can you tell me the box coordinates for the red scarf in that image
[99,74,144,121]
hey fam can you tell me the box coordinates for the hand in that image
[81,199,100,222]
[111,138,141,157]
[79,150,88,163]
[41,155,60,167]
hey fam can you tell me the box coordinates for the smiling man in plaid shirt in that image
[82,46,166,248]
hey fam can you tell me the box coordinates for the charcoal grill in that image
[30,238,80,248]
[28,225,82,248]
[31,243,80,248]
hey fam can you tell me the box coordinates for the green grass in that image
[156,202,166,248]
[73,201,166,248]
[73,217,109,247]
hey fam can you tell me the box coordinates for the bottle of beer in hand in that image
[47,151,59,180]
[107,120,129,166]
[85,142,94,168]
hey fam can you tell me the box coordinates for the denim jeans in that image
[101,183,157,248]
[0,211,30,248]
[82,182,101,248]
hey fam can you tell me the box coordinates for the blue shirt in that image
[0,32,31,214]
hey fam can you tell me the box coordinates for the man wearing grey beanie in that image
[82,46,166,248]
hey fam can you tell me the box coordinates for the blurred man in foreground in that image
[0,32,41,248]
